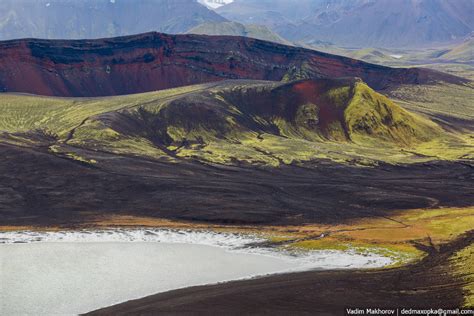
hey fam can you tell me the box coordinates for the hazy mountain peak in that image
[0,0,226,40]
[217,0,474,48]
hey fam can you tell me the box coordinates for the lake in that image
[0,230,392,315]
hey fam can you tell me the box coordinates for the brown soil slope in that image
[0,32,467,97]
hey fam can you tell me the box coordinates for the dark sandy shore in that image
[87,231,473,316]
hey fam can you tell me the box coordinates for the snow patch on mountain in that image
[198,0,233,9]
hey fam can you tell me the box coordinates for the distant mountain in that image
[0,0,225,40]
[187,21,291,45]
[217,0,474,48]
[0,32,464,97]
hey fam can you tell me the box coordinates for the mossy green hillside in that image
[346,82,441,146]
[0,84,208,160]
[0,84,206,138]
[0,79,471,166]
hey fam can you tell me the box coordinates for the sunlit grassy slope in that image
[0,78,472,166]
[0,84,206,136]
[0,84,209,159]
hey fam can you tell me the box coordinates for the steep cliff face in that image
[0,32,466,97]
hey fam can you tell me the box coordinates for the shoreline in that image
[86,230,474,315]
[1,228,394,315]
[2,208,473,314]
[3,228,471,314]
[3,206,473,265]
[0,228,394,270]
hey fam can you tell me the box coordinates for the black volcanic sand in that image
[0,141,473,227]
[88,231,474,315]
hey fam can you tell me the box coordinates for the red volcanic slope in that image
[0,32,466,97]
